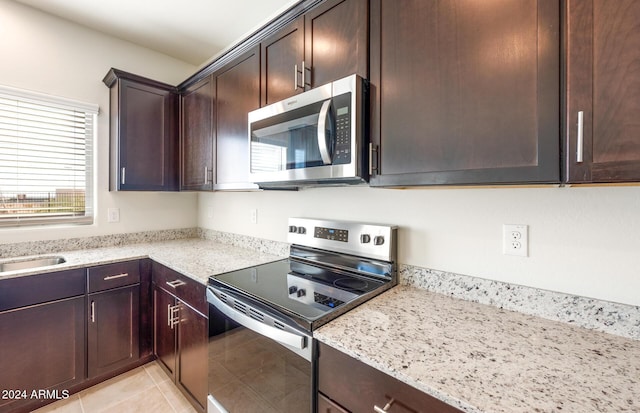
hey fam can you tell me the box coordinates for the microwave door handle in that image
[317,99,332,165]
[206,288,306,350]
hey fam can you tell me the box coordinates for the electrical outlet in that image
[107,208,120,223]
[250,209,258,224]
[503,224,528,257]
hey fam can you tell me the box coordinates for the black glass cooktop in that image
[209,258,384,322]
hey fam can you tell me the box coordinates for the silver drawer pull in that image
[103,273,129,281]
[90,301,96,323]
[166,279,186,289]
[373,398,395,413]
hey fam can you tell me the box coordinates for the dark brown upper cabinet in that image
[261,0,368,106]
[181,75,215,191]
[103,68,179,191]
[214,47,261,190]
[565,0,640,183]
[369,0,560,187]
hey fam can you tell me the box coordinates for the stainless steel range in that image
[206,218,397,413]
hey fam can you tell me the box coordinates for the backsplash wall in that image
[198,185,640,307]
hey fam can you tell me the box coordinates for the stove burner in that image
[333,277,369,291]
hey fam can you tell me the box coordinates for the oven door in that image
[206,286,315,413]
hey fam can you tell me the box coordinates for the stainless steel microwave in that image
[248,74,367,187]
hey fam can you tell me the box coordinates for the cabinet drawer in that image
[152,261,206,315]
[318,342,461,413]
[0,269,85,312]
[87,261,140,293]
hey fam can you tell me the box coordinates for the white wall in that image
[0,0,198,244]
[198,185,640,307]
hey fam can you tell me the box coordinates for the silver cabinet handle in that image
[369,143,379,175]
[90,300,96,323]
[167,304,180,329]
[166,279,186,289]
[294,64,299,91]
[103,273,128,281]
[576,111,584,163]
[301,60,307,88]
[373,398,395,413]
[121,167,126,185]
[170,305,180,329]
[317,99,333,165]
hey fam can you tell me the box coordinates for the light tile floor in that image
[32,363,197,413]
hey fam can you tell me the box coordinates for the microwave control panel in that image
[333,92,351,165]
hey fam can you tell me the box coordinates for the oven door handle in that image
[207,288,307,350]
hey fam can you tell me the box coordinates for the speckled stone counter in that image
[315,285,640,413]
[0,238,285,284]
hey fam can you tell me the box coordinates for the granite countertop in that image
[315,285,640,413]
[3,237,639,412]
[0,238,285,284]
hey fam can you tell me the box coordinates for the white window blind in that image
[0,85,98,227]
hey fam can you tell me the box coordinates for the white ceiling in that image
[14,0,301,66]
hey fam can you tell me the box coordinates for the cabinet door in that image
[104,69,178,192]
[0,296,85,412]
[181,75,215,191]
[261,18,305,105]
[318,393,349,413]
[565,0,640,182]
[154,286,177,378]
[304,0,368,88]
[176,302,208,412]
[370,0,560,186]
[88,285,140,378]
[214,47,260,190]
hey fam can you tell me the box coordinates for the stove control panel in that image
[287,218,397,262]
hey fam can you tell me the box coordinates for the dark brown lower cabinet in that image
[0,296,85,413]
[318,393,349,413]
[153,280,207,413]
[318,342,462,413]
[87,285,140,378]
[86,261,142,379]
[154,285,177,377]
[175,301,208,409]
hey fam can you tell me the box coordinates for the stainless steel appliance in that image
[247,75,368,187]
[206,218,397,413]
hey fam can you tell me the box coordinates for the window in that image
[0,85,98,227]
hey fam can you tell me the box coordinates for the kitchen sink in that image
[0,256,66,273]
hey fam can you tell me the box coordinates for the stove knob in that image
[288,286,298,295]
[289,225,298,233]
[360,234,371,244]
[373,236,385,246]
[297,226,306,234]
[297,289,306,297]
